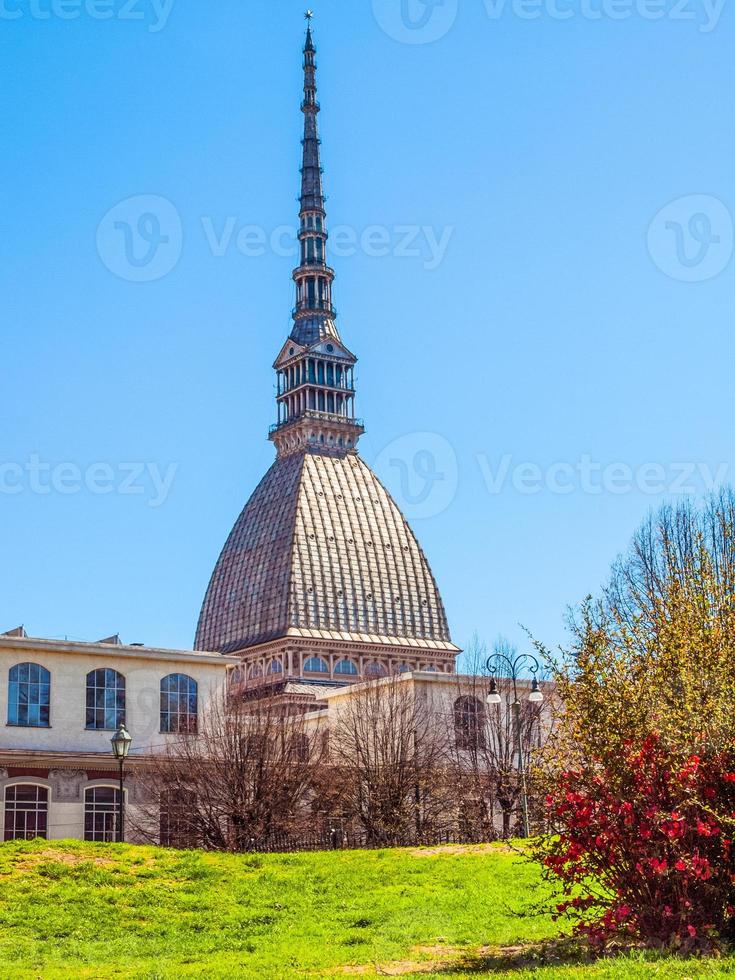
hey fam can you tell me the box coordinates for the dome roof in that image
[195,452,455,655]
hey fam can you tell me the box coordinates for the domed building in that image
[195,20,459,704]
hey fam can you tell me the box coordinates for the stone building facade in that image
[0,631,235,841]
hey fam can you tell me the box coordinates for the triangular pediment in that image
[306,339,356,361]
[273,337,356,369]
[273,339,307,369]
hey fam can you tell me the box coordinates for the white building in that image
[0,630,236,842]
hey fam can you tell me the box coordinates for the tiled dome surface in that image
[195,452,452,654]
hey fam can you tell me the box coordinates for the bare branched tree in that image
[132,692,326,851]
[327,674,453,846]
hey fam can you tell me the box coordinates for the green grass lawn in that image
[1,841,735,979]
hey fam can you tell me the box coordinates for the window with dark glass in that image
[4,785,48,841]
[291,733,310,763]
[159,790,198,849]
[86,668,125,731]
[160,674,198,734]
[7,663,50,728]
[84,786,119,842]
[304,657,329,674]
[454,696,486,751]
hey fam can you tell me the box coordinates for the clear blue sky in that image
[2,0,734,663]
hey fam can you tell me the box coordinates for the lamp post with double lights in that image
[485,651,544,838]
[110,724,132,843]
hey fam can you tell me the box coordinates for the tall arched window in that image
[160,674,198,734]
[334,659,358,676]
[8,663,50,728]
[84,787,120,842]
[303,656,329,674]
[454,696,486,751]
[86,668,125,731]
[4,785,48,841]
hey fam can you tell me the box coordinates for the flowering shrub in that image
[535,493,735,951]
[538,734,735,949]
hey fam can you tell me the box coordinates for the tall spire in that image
[291,12,338,347]
[300,15,323,214]
[269,16,364,459]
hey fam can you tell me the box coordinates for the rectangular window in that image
[160,791,198,849]
[84,787,119,842]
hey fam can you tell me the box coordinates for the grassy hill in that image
[1,841,734,978]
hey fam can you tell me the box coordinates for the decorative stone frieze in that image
[50,769,87,802]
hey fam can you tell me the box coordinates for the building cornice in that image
[230,632,461,659]
[0,636,239,667]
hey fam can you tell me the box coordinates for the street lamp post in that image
[110,724,132,843]
[485,652,544,838]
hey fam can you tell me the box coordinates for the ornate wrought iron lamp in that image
[485,651,544,837]
[110,724,132,843]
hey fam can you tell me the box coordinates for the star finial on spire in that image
[305,9,314,21]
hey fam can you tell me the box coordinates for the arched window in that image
[422,665,439,672]
[84,786,120,842]
[334,659,358,676]
[396,663,411,674]
[267,659,283,675]
[8,663,50,728]
[454,696,486,751]
[364,661,387,677]
[303,656,329,674]
[86,669,125,731]
[160,674,198,734]
[247,664,264,680]
[4,785,48,841]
